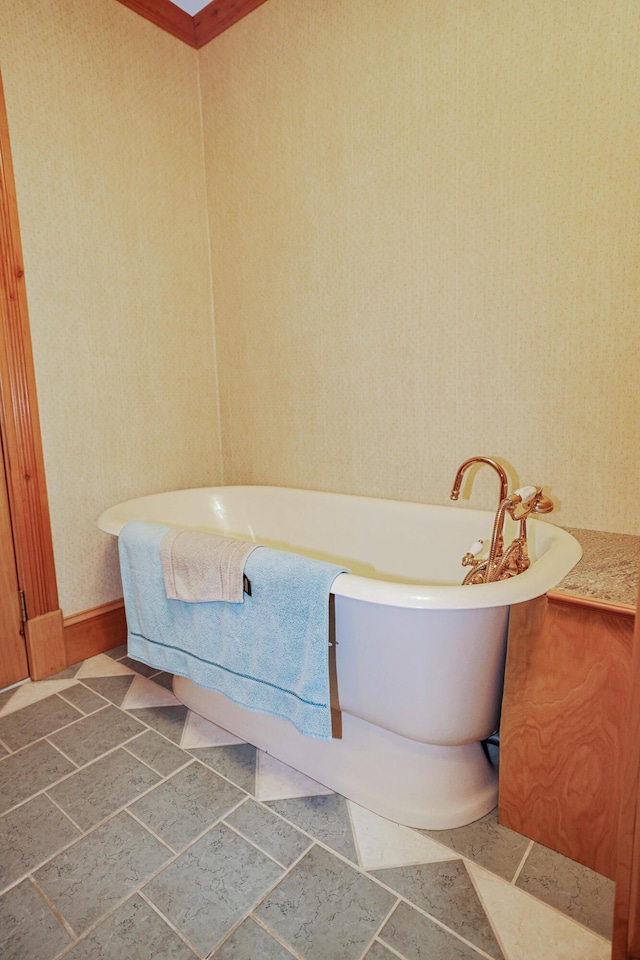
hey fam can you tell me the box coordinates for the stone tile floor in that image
[0,645,614,960]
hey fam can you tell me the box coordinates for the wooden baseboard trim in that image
[63,599,127,666]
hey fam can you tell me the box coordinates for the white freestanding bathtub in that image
[98,485,582,829]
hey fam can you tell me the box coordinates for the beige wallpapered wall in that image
[0,0,639,615]
[200,0,640,531]
[0,0,221,614]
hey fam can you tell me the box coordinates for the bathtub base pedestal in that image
[173,675,497,830]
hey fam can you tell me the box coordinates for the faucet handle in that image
[513,485,538,503]
[461,539,485,567]
[512,485,555,516]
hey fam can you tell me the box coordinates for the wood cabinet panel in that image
[499,595,634,880]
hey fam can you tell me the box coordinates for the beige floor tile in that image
[348,801,457,871]
[0,680,78,717]
[121,675,181,710]
[468,862,611,960]
[180,709,245,748]
[74,654,137,679]
[256,753,333,801]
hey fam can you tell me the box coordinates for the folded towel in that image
[118,521,348,740]
[160,527,259,603]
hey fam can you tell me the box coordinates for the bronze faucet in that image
[450,456,509,508]
[450,458,554,585]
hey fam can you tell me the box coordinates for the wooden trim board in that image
[114,0,270,48]
[547,588,635,618]
[0,75,60,622]
[114,0,196,46]
[0,72,64,682]
[25,610,66,681]
[64,600,127,666]
[194,0,269,47]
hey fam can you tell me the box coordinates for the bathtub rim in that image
[97,484,582,611]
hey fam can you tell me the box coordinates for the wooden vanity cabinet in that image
[498,592,634,881]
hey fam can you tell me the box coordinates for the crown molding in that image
[114,0,269,49]
[114,0,196,46]
[193,0,269,47]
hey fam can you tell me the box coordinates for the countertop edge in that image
[546,589,636,616]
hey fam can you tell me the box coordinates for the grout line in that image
[41,738,83,768]
[120,807,179,856]
[41,753,198,837]
[0,772,88,826]
[345,796,365,870]
[3,688,88,721]
[221,845,322,947]
[28,874,79,943]
[137,890,203,957]
[222,812,314,872]
[49,885,187,960]
[0,760,81,819]
[45,738,81,768]
[42,726,147,771]
[355,898,402,960]
[511,839,534,885]
[0,686,74,721]
[465,859,510,960]
[124,790,248,859]
[117,714,187,751]
[248,913,305,959]
[43,790,87,835]
[184,754,253,798]
[184,750,257,795]
[55,685,110,714]
[0,827,84,901]
[373,942,408,960]
[120,740,193,778]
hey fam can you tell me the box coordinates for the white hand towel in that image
[160,528,259,603]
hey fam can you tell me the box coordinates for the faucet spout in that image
[450,458,555,586]
[450,457,509,507]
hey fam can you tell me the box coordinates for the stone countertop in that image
[550,526,640,609]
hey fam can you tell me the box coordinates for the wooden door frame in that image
[0,72,65,680]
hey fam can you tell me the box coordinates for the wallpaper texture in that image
[200,0,640,532]
[0,0,221,613]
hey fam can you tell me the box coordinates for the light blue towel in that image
[118,521,347,740]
